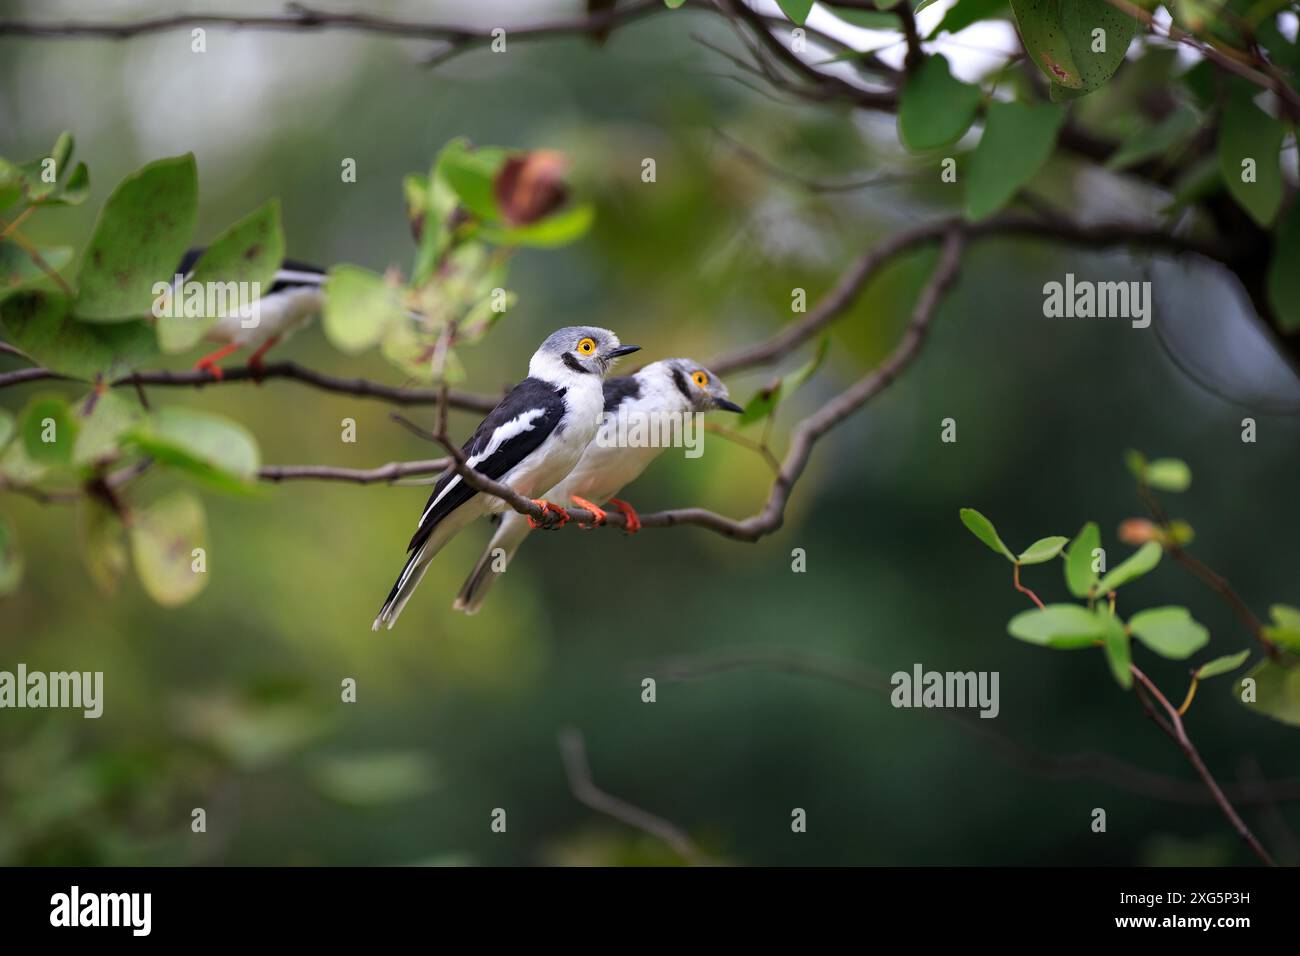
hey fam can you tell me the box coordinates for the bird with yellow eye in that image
[373,326,640,630]
[454,357,742,615]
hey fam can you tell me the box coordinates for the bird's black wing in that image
[407,377,568,553]
[176,249,324,292]
[602,374,641,412]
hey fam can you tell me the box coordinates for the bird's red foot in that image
[194,343,240,381]
[606,498,641,534]
[527,499,571,529]
[246,335,281,383]
[569,495,608,529]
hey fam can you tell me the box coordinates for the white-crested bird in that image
[174,249,326,378]
[373,326,640,630]
[453,358,742,615]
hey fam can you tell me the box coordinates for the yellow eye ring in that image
[577,337,596,354]
[692,370,710,388]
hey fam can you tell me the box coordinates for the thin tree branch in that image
[708,212,1228,376]
[1129,663,1276,866]
[0,0,663,44]
[258,458,450,484]
[646,646,1300,806]
[0,361,501,412]
[713,128,918,194]
[1138,483,1280,659]
[558,727,712,866]
[1007,550,1278,865]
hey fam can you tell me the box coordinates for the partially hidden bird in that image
[173,248,326,379]
[373,326,640,630]
[453,358,742,615]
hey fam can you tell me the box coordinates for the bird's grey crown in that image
[535,325,622,356]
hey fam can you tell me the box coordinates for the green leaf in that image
[965,101,1065,221]
[960,507,1015,562]
[0,240,75,302]
[914,0,945,12]
[1144,457,1191,492]
[1105,107,1200,171]
[776,0,814,23]
[0,408,13,451]
[21,133,90,208]
[323,265,407,354]
[825,5,898,27]
[309,751,439,807]
[72,391,142,467]
[412,145,468,285]
[1123,447,1146,478]
[1064,521,1100,598]
[157,199,285,353]
[77,495,128,595]
[75,154,198,321]
[124,407,260,493]
[738,336,829,425]
[1059,0,1137,92]
[1010,0,1135,93]
[1095,540,1161,593]
[0,290,158,380]
[439,141,507,222]
[1218,90,1284,227]
[1268,200,1300,333]
[1128,606,1209,659]
[1236,658,1300,727]
[1010,0,1080,87]
[0,159,24,213]
[929,0,1007,37]
[129,490,208,607]
[1263,604,1300,652]
[1101,612,1133,689]
[0,515,22,595]
[1162,155,1221,217]
[899,55,983,151]
[1018,535,1069,565]
[1008,603,1109,648]
[664,0,686,8]
[20,395,79,466]
[477,202,594,248]
[1195,649,1250,680]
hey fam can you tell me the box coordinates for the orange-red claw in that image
[247,335,281,383]
[527,499,571,530]
[194,343,240,381]
[194,359,224,381]
[606,498,641,534]
[570,495,608,529]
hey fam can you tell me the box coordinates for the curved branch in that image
[646,645,1300,806]
[558,727,712,866]
[710,212,1234,376]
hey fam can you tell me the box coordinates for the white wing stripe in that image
[417,407,548,526]
[274,269,326,286]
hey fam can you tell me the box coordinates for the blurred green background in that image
[2,0,1298,866]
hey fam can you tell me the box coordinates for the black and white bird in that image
[174,248,326,378]
[372,326,640,630]
[453,358,742,615]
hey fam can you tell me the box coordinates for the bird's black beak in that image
[715,398,744,413]
[607,345,641,358]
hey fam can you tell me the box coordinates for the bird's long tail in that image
[452,514,532,615]
[372,510,475,630]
